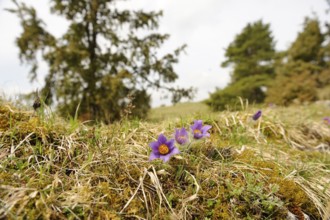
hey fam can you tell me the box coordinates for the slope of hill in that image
[148,102,212,122]
[1,101,330,219]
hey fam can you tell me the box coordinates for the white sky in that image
[0,0,328,107]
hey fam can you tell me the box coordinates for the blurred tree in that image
[287,18,323,63]
[206,74,270,111]
[266,61,319,105]
[207,20,275,110]
[316,1,330,98]
[221,20,275,83]
[319,10,330,89]
[9,0,193,122]
[266,18,325,105]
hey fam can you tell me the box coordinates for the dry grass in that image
[148,102,211,122]
[0,100,330,219]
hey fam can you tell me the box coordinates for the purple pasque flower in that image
[174,127,189,145]
[323,117,330,125]
[190,120,212,139]
[252,110,262,121]
[149,134,180,162]
[268,103,276,108]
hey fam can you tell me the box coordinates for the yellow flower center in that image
[158,144,169,155]
[194,129,201,135]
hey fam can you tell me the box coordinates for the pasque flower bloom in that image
[252,110,262,121]
[149,134,180,162]
[174,127,189,145]
[191,120,212,139]
[323,117,330,125]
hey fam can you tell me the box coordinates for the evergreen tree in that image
[9,0,193,122]
[266,18,324,105]
[288,18,323,63]
[318,12,330,91]
[222,20,275,83]
[266,61,319,105]
[207,20,275,110]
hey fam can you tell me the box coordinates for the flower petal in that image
[149,152,160,161]
[149,141,160,152]
[201,125,212,133]
[169,147,180,156]
[252,110,262,120]
[180,127,187,135]
[160,154,171,162]
[180,136,188,145]
[194,133,203,139]
[158,134,167,144]
[203,132,210,137]
[192,120,203,132]
[167,139,175,150]
[174,129,180,139]
[195,120,203,129]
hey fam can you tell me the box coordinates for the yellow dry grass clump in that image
[0,100,330,219]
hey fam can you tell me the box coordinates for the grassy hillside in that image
[1,100,330,219]
[148,102,212,122]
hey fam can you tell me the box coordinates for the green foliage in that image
[224,172,284,218]
[266,61,319,105]
[221,20,275,83]
[10,0,193,122]
[207,74,270,111]
[209,17,330,110]
[208,20,275,111]
[267,18,326,106]
[288,18,324,63]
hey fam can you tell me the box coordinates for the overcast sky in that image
[0,0,328,107]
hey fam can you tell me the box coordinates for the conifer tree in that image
[207,20,275,110]
[222,20,275,83]
[266,18,324,105]
[9,0,193,122]
[288,18,323,63]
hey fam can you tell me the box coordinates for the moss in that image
[296,150,330,164]
[233,149,321,219]
[261,124,283,139]
[211,202,233,219]
[234,149,256,162]
[274,179,320,219]
[0,105,30,131]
